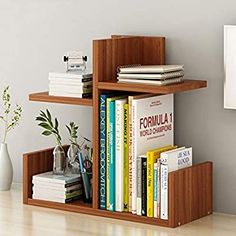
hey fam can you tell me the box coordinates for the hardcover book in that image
[123,103,129,212]
[160,147,192,219]
[115,98,127,212]
[130,94,174,214]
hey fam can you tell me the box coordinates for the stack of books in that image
[48,71,92,98]
[117,65,184,86]
[99,92,192,220]
[32,171,83,203]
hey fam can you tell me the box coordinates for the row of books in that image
[137,145,192,219]
[99,93,175,218]
[117,65,184,86]
[32,171,83,203]
[48,71,93,98]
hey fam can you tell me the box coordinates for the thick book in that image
[146,145,176,218]
[49,71,92,79]
[117,77,183,86]
[33,183,82,192]
[160,147,192,220]
[49,77,92,84]
[49,85,92,93]
[106,96,124,210]
[118,71,184,79]
[49,91,91,98]
[123,103,129,212]
[130,94,174,214]
[32,193,82,203]
[99,94,111,209]
[154,163,158,218]
[32,172,81,185]
[115,98,127,212]
[118,65,184,74]
[160,147,192,172]
[141,157,147,216]
[33,188,83,199]
[108,101,116,211]
[160,164,168,219]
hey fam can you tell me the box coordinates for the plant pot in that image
[0,143,13,191]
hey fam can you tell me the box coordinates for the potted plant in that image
[0,86,22,190]
[36,109,66,175]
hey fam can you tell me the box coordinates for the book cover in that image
[160,147,192,172]
[117,77,183,86]
[33,183,82,193]
[106,95,124,210]
[118,65,184,74]
[141,157,147,216]
[99,94,110,210]
[115,98,127,212]
[131,94,174,215]
[108,101,116,211]
[118,71,184,79]
[49,71,92,79]
[32,171,81,185]
[146,145,176,218]
[137,154,147,216]
[160,163,168,220]
[160,147,192,220]
[157,159,161,218]
[123,103,129,212]
[154,163,158,218]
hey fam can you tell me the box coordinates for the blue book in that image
[99,94,109,209]
[108,101,116,211]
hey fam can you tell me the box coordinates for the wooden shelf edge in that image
[98,80,207,94]
[29,92,93,106]
[27,198,169,227]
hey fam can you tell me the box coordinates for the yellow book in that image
[123,103,129,212]
[147,145,177,217]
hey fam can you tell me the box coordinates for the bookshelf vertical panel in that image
[23,148,54,203]
[141,37,165,65]
[168,162,213,227]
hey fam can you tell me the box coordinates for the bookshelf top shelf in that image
[29,92,93,106]
[98,79,207,94]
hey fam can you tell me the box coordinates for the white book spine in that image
[154,162,158,218]
[115,99,126,212]
[131,100,137,214]
[157,159,161,218]
[160,164,168,220]
[136,157,142,216]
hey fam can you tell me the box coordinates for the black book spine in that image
[141,158,147,216]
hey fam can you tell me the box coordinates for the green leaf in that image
[42,130,52,136]
[46,109,51,121]
[36,116,47,122]
[38,122,52,130]
[55,118,59,131]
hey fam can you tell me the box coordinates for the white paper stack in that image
[48,71,92,98]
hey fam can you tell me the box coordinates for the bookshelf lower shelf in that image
[27,198,169,227]
[23,146,213,228]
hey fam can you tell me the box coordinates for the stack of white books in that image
[49,71,92,98]
[32,171,83,203]
[117,65,184,86]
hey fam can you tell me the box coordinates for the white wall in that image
[0,0,236,214]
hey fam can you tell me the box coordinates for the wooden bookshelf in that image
[98,80,207,94]
[23,35,212,228]
[29,91,93,106]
